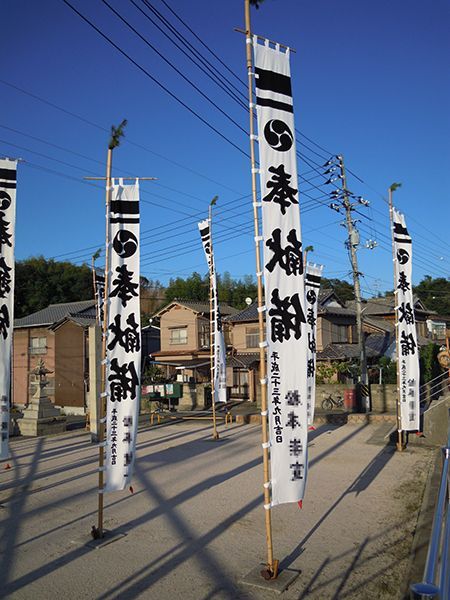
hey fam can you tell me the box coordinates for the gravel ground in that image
[0,420,433,600]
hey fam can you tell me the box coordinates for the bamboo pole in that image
[244,0,276,577]
[209,201,219,440]
[96,147,113,538]
[388,184,404,452]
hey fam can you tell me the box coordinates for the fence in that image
[410,408,450,599]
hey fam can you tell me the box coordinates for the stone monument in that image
[19,359,67,436]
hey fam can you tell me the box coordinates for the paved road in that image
[0,420,433,599]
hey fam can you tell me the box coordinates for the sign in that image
[198,219,227,402]
[305,263,323,425]
[392,208,420,431]
[253,38,308,506]
[0,159,16,461]
[105,179,141,491]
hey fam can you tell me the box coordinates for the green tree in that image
[165,272,208,303]
[413,276,450,315]
[419,343,442,385]
[14,256,93,318]
[321,277,355,302]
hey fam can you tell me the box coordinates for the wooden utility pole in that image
[244,0,277,579]
[388,183,405,451]
[208,198,220,440]
[338,155,369,412]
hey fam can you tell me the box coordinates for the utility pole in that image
[208,197,220,440]
[337,155,369,411]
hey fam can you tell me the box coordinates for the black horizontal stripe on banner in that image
[394,237,412,244]
[110,217,140,224]
[0,168,16,181]
[255,67,292,97]
[256,96,293,114]
[110,200,139,214]
[393,222,409,236]
[306,274,322,284]
[0,182,16,189]
[306,283,321,289]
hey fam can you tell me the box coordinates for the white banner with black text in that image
[0,159,16,461]
[198,219,227,403]
[305,263,323,426]
[105,179,141,491]
[392,208,420,431]
[253,38,308,506]
[94,271,105,326]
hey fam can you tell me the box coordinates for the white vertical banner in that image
[94,271,105,326]
[253,39,308,506]
[392,208,420,431]
[198,219,227,403]
[105,179,141,491]
[305,263,323,426]
[0,159,16,461]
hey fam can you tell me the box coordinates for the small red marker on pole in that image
[298,500,303,509]
[129,486,134,494]
[4,464,11,470]
[308,425,316,431]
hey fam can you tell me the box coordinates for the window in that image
[30,337,47,354]
[246,327,259,348]
[331,324,348,343]
[198,323,210,349]
[170,328,187,345]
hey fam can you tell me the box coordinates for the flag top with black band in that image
[305,263,323,426]
[253,38,308,506]
[198,218,227,403]
[105,178,141,491]
[0,158,17,461]
[392,208,419,431]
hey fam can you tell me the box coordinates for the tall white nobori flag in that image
[94,271,105,326]
[198,219,227,403]
[392,208,420,431]
[105,179,141,491]
[253,38,308,506]
[0,159,16,461]
[305,264,323,426]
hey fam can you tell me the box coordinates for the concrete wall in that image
[160,305,199,352]
[369,384,397,414]
[13,327,56,406]
[54,321,85,409]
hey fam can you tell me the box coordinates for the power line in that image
[62,0,249,158]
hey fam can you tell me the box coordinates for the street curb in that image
[401,448,443,598]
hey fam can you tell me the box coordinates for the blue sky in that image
[2,0,449,296]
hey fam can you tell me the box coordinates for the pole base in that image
[240,562,300,594]
[85,528,126,549]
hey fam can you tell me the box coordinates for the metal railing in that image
[410,409,450,600]
[420,373,450,411]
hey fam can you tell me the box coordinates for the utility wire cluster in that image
[0,0,447,285]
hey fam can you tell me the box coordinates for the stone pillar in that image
[88,325,102,442]
[19,360,66,436]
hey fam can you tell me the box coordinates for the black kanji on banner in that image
[110,265,139,308]
[269,289,305,342]
[265,228,303,275]
[263,165,298,215]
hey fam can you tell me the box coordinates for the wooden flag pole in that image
[95,145,113,539]
[388,183,404,452]
[209,199,219,440]
[244,0,277,579]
